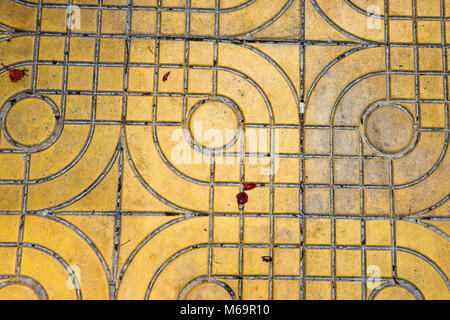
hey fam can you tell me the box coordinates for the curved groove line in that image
[343,0,384,19]
[368,278,424,300]
[0,86,99,185]
[10,0,259,13]
[393,132,448,190]
[415,219,450,242]
[0,275,49,300]
[305,46,366,104]
[236,0,294,38]
[138,65,276,190]
[145,244,210,299]
[395,246,450,291]
[178,276,237,300]
[124,141,199,214]
[48,215,113,289]
[142,243,450,299]
[314,60,449,194]
[413,196,450,216]
[332,88,420,161]
[241,42,300,109]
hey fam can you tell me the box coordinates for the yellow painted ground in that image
[0,0,448,300]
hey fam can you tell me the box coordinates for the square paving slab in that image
[0,0,449,300]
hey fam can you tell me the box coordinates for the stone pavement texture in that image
[0,0,448,300]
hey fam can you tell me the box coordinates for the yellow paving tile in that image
[0,0,448,301]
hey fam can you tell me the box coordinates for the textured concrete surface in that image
[0,0,449,300]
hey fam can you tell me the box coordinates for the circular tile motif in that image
[373,286,415,300]
[0,277,48,300]
[178,279,236,300]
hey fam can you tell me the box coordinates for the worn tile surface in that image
[0,0,449,300]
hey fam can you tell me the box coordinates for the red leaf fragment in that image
[243,183,257,191]
[162,71,170,82]
[236,192,248,206]
[2,63,27,83]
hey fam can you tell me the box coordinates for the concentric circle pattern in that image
[185,98,243,154]
[5,98,56,146]
[365,105,414,154]
[0,0,448,300]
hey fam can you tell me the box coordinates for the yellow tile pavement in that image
[0,0,448,300]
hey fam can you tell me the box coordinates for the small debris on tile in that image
[262,256,273,263]
[243,183,257,191]
[162,71,170,82]
[2,63,27,82]
[236,191,248,206]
